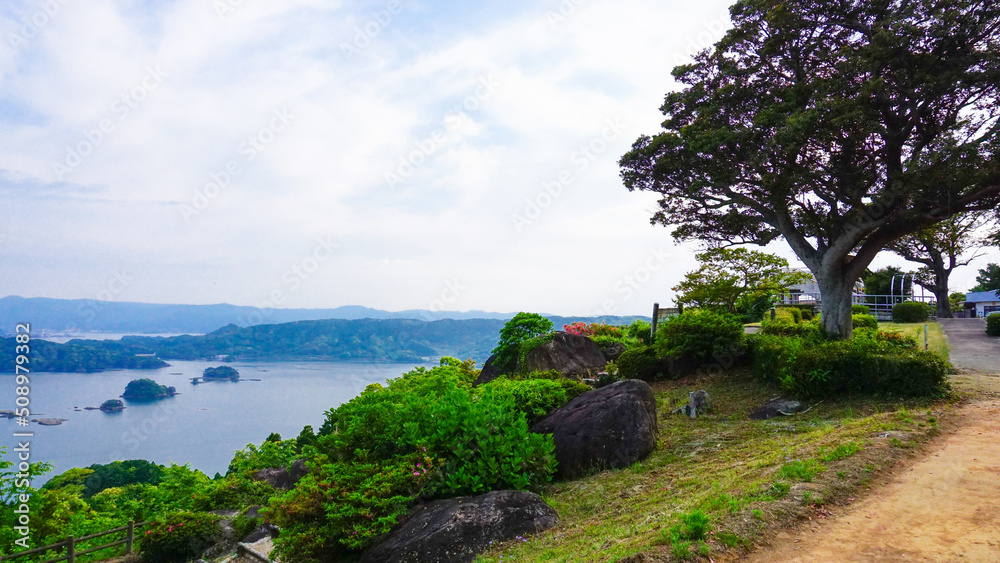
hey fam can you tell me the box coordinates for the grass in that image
[879,321,949,359]
[474,368,946,562]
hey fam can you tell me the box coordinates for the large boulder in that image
[530,379,658,479]
[251,458,310,490]
[523,332,606,377]
[360,490,558,563]
[601,341,628,362]
[473,354,502,386]
[749,399,806,420]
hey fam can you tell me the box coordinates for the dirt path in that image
[744,319,1000,563]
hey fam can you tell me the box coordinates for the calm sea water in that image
[1,360,434,484]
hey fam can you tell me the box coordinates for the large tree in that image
[888,212,991,317]
[620,0,1000,338]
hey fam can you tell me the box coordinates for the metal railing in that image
[0,520,145,563]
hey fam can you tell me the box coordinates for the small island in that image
[121,378,177,402]
[203,366,240,381]
[99,399,125,412]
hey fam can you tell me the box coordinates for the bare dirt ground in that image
[744,319,1000,563]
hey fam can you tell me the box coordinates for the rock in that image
[242,523,280,543]
[99,399,125,412]
[671,390,710,417]
[473,354,502,386]
[601,341,628,362]
[360,490,558,563]
[748,399,806,420]
[252,459,310,490]
[530,379,657,479]
[523,333,606,377]
[32,418,68,426]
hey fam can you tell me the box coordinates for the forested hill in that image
[22,315,644,370]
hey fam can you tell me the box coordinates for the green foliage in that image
[476,377,582,424]
[99,399,124,410]
[193,476,277,511]
[778,460,824,482]
[678,510,711,541]
[139,511,220,563]
[852,305,871,315]
[45,460,164,499]
[156,465,212,511]
[760,313,820,337]
[267,454,428,561]
[203,366,239,381]
[779,306,802,323]
[672,248,810,317]
[230,509,262,542]
[852,314,878,330]
[122,379,176,401]
[227,439,300,476]
[892,301,930,323]
[987,313,1000,337]
[749,333,949,398]
[970,263,1000,292]
[615,345,662,381]
[625,319,653,345]
[863,267,913,297]
[822,441,863,462]
[654,310,744,363]
[491,313,554,374]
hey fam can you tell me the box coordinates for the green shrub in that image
[678,510,711,541]
[268,454,428,561]
[852,314,878,330]
[748,334,949,398]
[626,319,653,345]
[778,306,803,323]
[230,510,262,542]
[615,345,662,380]
[760,317,820,337]
[892,301,930,323]
[139,511,220,563]
[799,308,814,321]
[987,313,1000,337]
[193,476,277,511]
[655,310,744,363]
[852,304,871,315]
[476,377,581,424]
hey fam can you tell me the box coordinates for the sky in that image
[0,0,996,318]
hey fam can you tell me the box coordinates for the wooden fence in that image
[0,520,145,563]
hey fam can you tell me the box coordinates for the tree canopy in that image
[620,0,1000,338]
[970,263,1000,292]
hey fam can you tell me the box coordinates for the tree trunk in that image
[933,269,953,318]
[816,274,855,340]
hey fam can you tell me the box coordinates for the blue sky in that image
[0,0,995,317]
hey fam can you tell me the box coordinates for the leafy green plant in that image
[678,510,711,541]
[615,345,662,380]
[655,310,744,363]
[139,511,220,563]
[625,319,653,345]
[987,313,1000,337]
[475,377,580,424]
[892,301,930,323]
[852,304,872,315]
[852,314,878,330]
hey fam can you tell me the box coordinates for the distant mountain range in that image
[0,295,641,336]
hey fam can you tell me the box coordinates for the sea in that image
[1,356,435,485]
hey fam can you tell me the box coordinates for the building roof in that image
[965,290,1000,303]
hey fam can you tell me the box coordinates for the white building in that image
[965,290,1000,318]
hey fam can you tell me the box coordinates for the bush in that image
[475,377,584,424]
[778,306,802,323]
[852,304,871,315]
[892,301,930,323]
[139,511,220,563]
[655,310,744,364]
[268,454,428,561]
[749,334,949,398]
[852,314,878,330]
[987,313,1000,336]
[626,319,653,345]
[799,308,814,321]
[616,345,662,381]
[760,316,820,337]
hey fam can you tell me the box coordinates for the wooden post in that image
[126,520,135,555]
[770,307,776,321]
[924,324,929,352]
[650,303,660,343]
[67,536,75,563]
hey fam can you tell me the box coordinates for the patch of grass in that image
[889,437,914,449]
[880,321,949,360]
[778,459,825,482]
[474,369,946,562]
[822,441,863,462]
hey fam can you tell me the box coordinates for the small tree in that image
[888,213,991,317]
[491,313,553,373]
[673,248,811,320]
